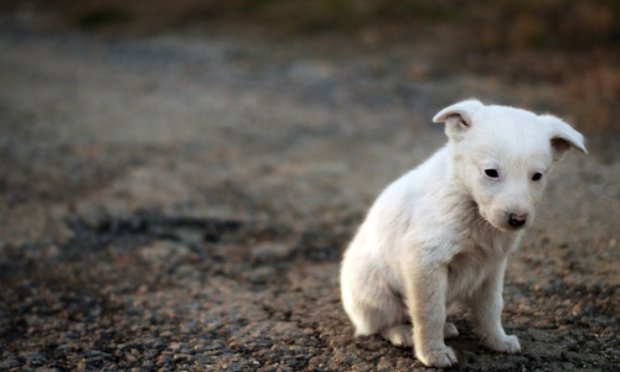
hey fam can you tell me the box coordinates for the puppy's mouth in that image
[484,213,527,233]
[471,201,514,232]
[500,223,525,232]
[485,218,516,233]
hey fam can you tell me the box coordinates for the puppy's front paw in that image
[486,334,521,353]
[416,346,458,368]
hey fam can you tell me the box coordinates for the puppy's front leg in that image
[403,260,457,367]
[470,258,521,353]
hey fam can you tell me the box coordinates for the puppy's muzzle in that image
[508,213,527,228]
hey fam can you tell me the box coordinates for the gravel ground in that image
[0,16,618,372]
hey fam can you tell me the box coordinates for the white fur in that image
[340,99,586,367]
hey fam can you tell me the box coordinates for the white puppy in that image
[340,99,586,367]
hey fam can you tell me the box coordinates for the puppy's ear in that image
[433,99,484,141]
[541,114,588,161]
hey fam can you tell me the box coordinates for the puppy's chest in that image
[446,231,511,299]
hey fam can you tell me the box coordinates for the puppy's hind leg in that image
[348,293,407,338]
[381,321,458,346]
[343,277,408,344]
[341,254,408,339]
[381,324,413,347]
[366,289,411,346]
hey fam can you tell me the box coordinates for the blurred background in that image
[2,0,619,137]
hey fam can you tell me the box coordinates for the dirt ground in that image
[0,8,618,372]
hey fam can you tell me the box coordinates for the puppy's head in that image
[433,99,587,232]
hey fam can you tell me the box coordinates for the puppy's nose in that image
[508,213,527,228]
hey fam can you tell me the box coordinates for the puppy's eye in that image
[532,173,543,181]
[484,169,499,178]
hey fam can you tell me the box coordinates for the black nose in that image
[508,214,527,227]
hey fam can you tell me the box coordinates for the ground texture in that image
[0,14,619,372]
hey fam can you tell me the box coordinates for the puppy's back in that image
[347,145,451,258]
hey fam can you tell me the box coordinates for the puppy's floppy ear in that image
[433,99,484,140]
[541,114,588,161]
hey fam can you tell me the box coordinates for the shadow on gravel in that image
[59,211,352,263]
[63,213,244,257]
